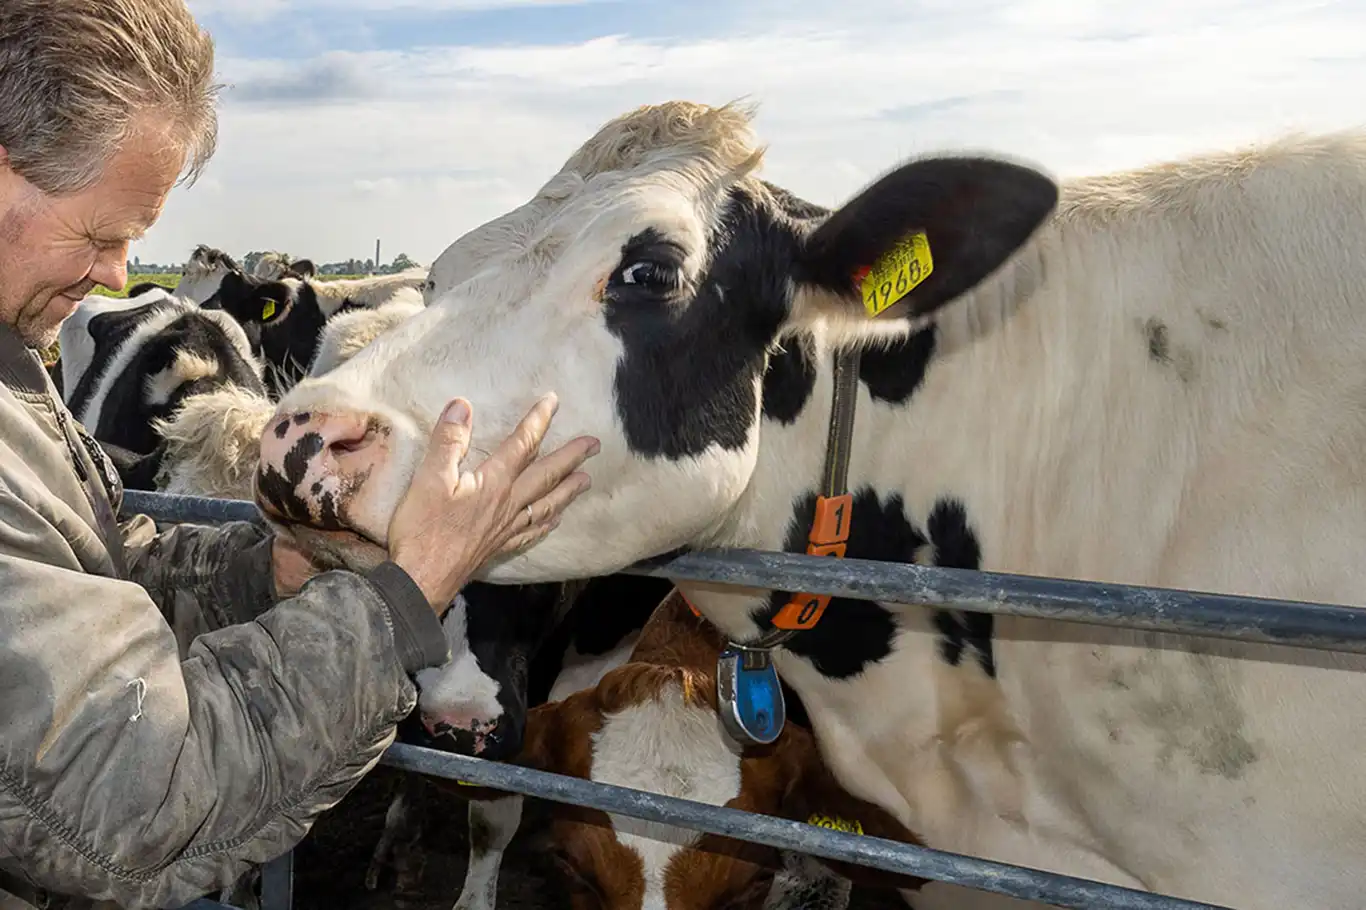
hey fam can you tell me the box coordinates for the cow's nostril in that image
[328,430,372,456]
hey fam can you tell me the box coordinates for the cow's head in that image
[257,100,1057,579]
[174,244,240,305]
[203,271,327,395]
[488,657,925,909]
[58,288,266,456]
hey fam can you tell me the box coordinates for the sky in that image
[133,0,1366,267]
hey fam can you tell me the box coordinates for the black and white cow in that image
[202,269,426,396]
[367,573,675,901]
[249,101,1366,910]
[172,244,242,304]
[58,288,268,485]
[252,251,318,281]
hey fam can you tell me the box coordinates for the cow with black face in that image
[203,269,425,396]
[253,100,1366,910]
[59,288,266,475]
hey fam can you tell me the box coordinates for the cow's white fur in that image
[299,270,427,319]
[143,294,423,500]
[413,594,504,740]
[152,385,277,499]
[270,102,1366,909]
[593,685,745,910]
[173,246,238,304]
[308,298,425,377]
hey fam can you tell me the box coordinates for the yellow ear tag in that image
[858,231,933,318]
[807,813,864,835]
[261,300,276,320]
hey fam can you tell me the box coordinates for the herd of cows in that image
[44,99,1366,910]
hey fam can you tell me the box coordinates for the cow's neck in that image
[680,237,1198,673]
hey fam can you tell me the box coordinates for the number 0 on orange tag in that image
[859,232,933,317]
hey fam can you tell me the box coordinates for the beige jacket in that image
[0,325,448,909]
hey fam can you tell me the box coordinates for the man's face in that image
[0,123,184,349]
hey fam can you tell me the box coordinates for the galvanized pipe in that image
[381,743,1230,910]
[121,491,1366,654]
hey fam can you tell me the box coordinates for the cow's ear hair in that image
[793,154,1057,324]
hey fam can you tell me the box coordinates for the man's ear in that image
[773,728,928,893]
[795,153,1058,324]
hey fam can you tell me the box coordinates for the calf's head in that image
[258,101,1057,578]
[489,660,924,910]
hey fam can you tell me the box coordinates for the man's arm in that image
[119,513,281,639]
[0,490,448,910]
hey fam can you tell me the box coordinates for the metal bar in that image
[122,490,261,525]
[380,743,1230,910]
[119,491,1366,654]
[624,549,1366,654]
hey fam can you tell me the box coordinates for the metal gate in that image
[122,490,1366,910]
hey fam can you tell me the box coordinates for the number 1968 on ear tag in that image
[859,231,933,318]
[717,648,786,746]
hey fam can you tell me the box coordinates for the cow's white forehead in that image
[427,100,768,303]
[591,684,743,909]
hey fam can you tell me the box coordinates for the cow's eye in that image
[615,259,681,291]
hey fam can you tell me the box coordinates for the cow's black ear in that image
[795,154,1057,323]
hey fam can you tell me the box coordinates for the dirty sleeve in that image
[0,493,449,909]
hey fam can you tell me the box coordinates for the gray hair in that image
[0,0,220,196]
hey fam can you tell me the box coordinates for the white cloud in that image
[134,0,1366,267]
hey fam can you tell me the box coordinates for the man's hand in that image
[387,393,598,610]
[272,533,322,598]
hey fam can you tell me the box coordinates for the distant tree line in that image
[126,251,421,276]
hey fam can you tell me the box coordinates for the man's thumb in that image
[431,398,473,463]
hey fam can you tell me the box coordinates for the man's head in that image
[0,0,218,348]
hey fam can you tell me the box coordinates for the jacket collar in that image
[0,322,52,395]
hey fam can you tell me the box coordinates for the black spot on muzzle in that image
[255,431,324,522]
[396,707,524,762]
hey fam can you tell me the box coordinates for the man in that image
[0,2,599,908]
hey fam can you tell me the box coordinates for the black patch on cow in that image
[758,488,905,678]
[66,298,267,457]
[399,581,565,761]
[255,433,323,524]
[100,439,166,491]
[757,489,993,680]
[205,273,352,397]
[127,282,164,298]
[1145,318,1171,365]
[602,191,805,458]
[859,326,938,405]
[66,301,172,419]
[526,574,673,706]
[761,338,817,425]
[924,499,994,677]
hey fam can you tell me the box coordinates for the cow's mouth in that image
[262,511,390,574]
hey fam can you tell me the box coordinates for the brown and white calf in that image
[448,588,924,910]
[254,100,1366,909]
